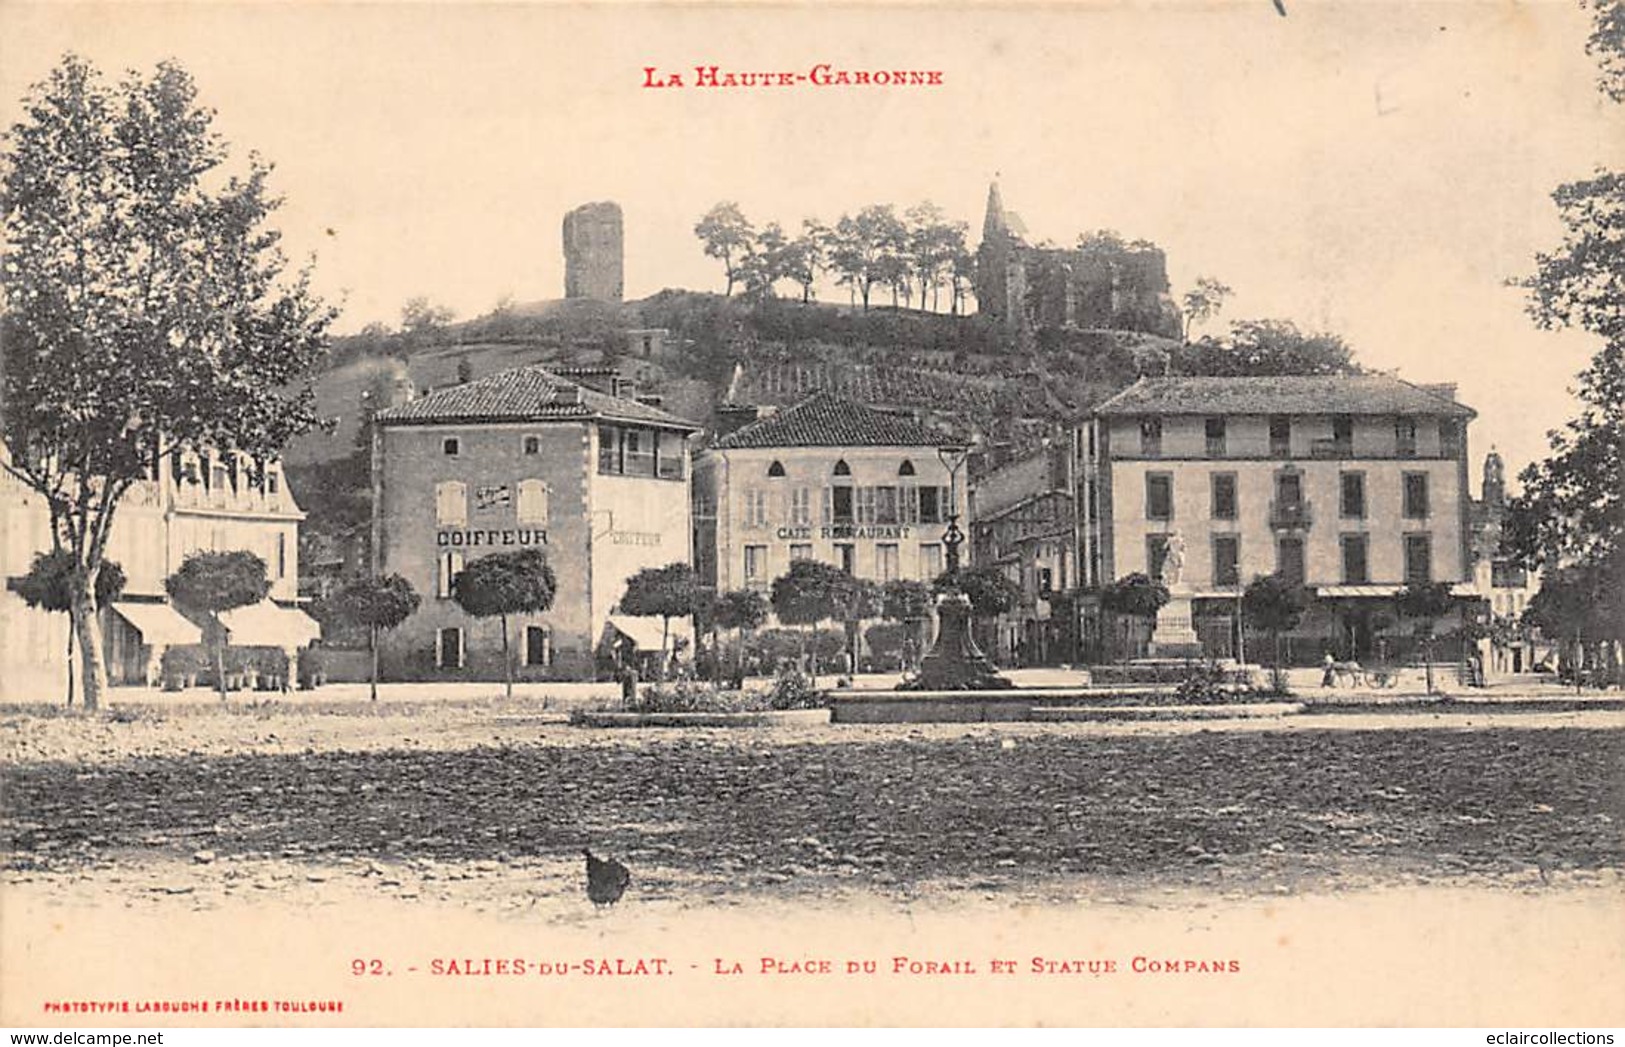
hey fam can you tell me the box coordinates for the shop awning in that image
[604,614,692,652]
[218,601,321,648]
[113,601,202,646]
[1315,583,1481,599]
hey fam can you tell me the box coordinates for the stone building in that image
[974,182,1182,339]
[694,394,969,607]
[1079,375,1479,664]
[370,366,698,681]
[1,442,312,700]
[1467,448,1545,672]
[969,441,1077,666]
[562,201,624,302]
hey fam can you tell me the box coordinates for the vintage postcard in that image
[1,0,1622,1030]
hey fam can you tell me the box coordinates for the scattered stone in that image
[192,850,216,865]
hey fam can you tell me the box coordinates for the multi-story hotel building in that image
[1,442,311,700]
[1080,375,1477,662]
[694,394,969,600]
[370,366,699,680]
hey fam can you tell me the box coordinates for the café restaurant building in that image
[694,393,969,599]
[370,366,699,680]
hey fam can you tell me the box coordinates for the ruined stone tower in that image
[562,201,624,302]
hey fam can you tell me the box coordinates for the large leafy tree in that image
[451,549,557,699]
[617,562,704,680]
[1,56,335,710]
[14,549,125,706]
[1523,552,1624,690]
[1502,2,1625,680]
[165,550,270,701]
[321,573,421,702]
[1505,182,1625,574]
[1171,318,1357,377]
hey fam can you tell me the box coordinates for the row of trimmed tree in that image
[695,201,974,312]
[1100,572,1464,694]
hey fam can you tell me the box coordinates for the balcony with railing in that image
[1309,439,1353,460]
[1268,498,1314,531]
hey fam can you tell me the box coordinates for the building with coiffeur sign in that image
[370,366,699,680]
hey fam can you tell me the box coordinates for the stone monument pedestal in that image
[1150,593,1205,659]
[898,592,1012,691]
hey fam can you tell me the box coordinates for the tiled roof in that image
[373,366,699,430]
[712,393,964,450]
[1095,375,1476,418]
[726,361,1016,418]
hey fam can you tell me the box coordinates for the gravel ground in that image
[4,699,1623,1027]
[4,699,1622,903]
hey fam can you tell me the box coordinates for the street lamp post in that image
[898,442,1011,691]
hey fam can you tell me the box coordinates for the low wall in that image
[832,692,1036,724]
[570,709,832,728]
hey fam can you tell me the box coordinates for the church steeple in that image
[1482,447,1506,506]
[983,180,1009,242]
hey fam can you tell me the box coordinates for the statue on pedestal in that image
[1163,531,1186,589]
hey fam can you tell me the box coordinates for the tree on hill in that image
[1171,318,1357,377]
[321,573,421,702]
[618,562,705,680]
[950,246,977,316]
[1241,575,1309,689]
[1181,277,1234,341]
[401,297,456,335]
[0,55,335,710]
[452,549,557,699]
[739,221,793,301]
[695,202,756,297]
[783,220,832,304]
[905,202,968,313]
[1100,572,1170,662]
[15,550,125,707]
[830,205,907,311]
[166,551,271,701]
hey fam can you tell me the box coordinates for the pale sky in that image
[2,2,1619,482]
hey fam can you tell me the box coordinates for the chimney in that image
[1420,383,1458,404]
[713,404,762,440]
